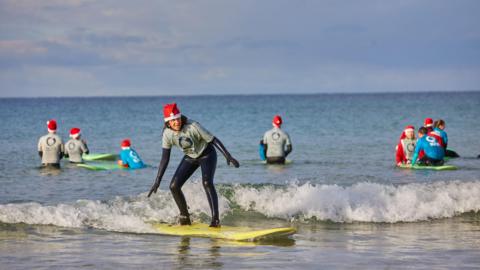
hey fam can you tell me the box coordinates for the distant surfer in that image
[260,115,292,164]
[37,119,64,168]
[118,139,145,169]
[424,118,434,133]
[395,125,416,166]
[147,103,240,227]
[64,128,89,163]
[411,127,444,166]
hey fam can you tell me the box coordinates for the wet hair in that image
[418,126,428,135]
[164,115,188,130]
[434,119,445,128]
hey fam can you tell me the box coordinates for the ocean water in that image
[1,92,480,269]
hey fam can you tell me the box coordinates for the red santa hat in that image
[70,127,81,138]
[404,125,415,132]
[121,139,131,148]
[399,125,415,140]
[272,115,282,127]
[163,103,181,122]
[424,118,433,127]
[47,119,57,132]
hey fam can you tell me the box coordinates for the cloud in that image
[0,0,479,96]
[199,68,228,81]
[0,40,47,55]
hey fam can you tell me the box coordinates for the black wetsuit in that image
[170,144,219,225]
[266,156,286,164]
[148,121,239,227]
[418,155,444,166]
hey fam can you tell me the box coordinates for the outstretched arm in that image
[148,148,171,197]
[212,137,240,168]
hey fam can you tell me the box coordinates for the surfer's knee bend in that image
[169,180,180,193]
[202,179,213,189]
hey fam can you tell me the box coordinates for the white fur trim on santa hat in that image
[164,113,181,122]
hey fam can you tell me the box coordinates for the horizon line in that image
[1,89,479,99]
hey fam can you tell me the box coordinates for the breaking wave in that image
[1,181,479,233]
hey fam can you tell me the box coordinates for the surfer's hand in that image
[148,180,160,197]
[227,156,240,168]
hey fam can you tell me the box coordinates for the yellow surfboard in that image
[150,223,296,241]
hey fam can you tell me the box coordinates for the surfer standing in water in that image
[65,128,89,163]
[260,115,292,164]
[37,119,64,168]
[148,103,239,227]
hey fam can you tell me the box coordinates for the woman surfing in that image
[148,103,239,227]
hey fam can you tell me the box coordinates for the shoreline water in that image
[1,92,479,269]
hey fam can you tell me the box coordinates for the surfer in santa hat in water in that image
[424,118,434,133]
[64,127,89,163]
[37,119,64,168]
[148,103,239,227]
[260,115,292,164]
[118,139,145,169]
[395,125,416,166]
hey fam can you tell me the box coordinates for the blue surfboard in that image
[259,143,266,161]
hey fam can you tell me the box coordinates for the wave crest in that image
[1,181,479,233]
[232,181,480,223]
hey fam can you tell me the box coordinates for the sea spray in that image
[232,181,480,223]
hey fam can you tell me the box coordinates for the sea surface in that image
[1,92,479,269]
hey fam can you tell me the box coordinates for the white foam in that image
[232,181,480,223]
[0,181,229,233]
[1,181,480,232]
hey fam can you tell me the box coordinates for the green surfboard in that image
[82,153,118,161]
[77,162,123,171]
[397,164,458,171]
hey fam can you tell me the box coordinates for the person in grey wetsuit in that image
[261,115,292,164]
[148,103,240,227]
[64,127,89,163]
[37,119,64,168]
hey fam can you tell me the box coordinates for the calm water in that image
[1,92,480,269]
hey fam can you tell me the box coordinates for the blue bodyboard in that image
[259,144,266,161]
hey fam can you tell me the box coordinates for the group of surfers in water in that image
[38,105,462,227]
[395,117,456,167]
[37,103,293,227]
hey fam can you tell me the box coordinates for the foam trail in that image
[232,181,480,223]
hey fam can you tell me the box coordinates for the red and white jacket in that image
[396,137,416,164]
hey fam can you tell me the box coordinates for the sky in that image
[0,0,479,97]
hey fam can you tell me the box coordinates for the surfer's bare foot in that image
[209,219,221,228]
[179,215,191,225]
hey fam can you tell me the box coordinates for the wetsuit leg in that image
[266,156,285,164]
[199,146,219,226]
[170,157,199,219]
[419,156,443,166]
[42,163,61,169]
